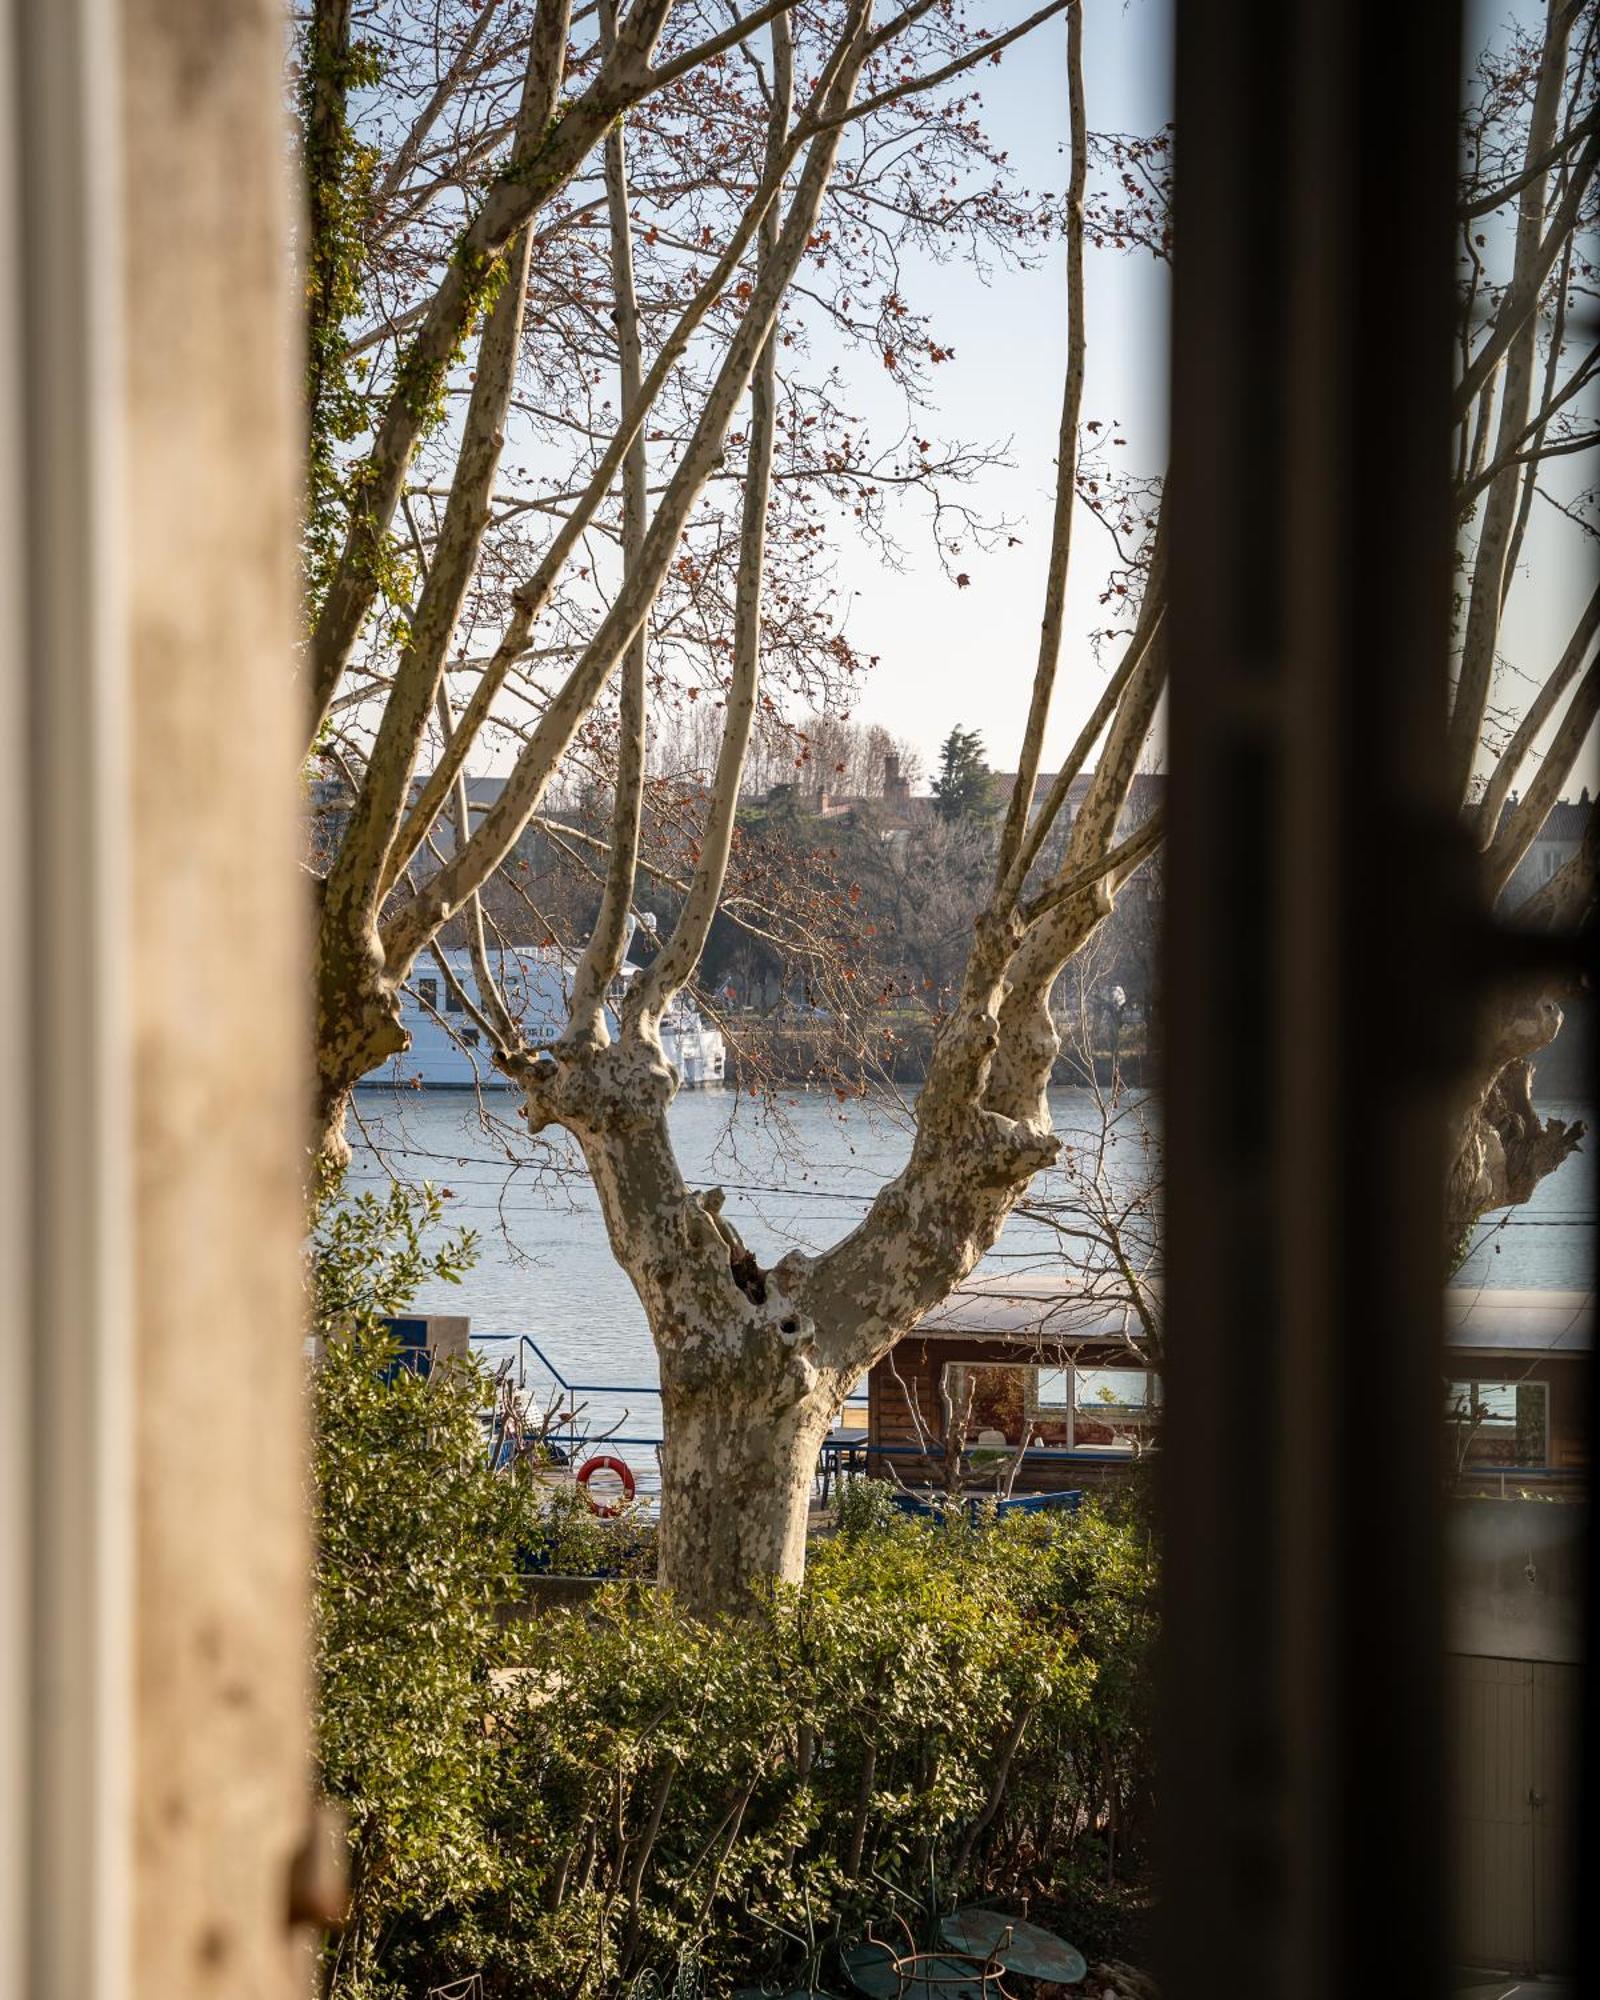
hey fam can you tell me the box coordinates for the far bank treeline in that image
[311,718,1163,1090]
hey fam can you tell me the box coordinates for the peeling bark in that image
[1447,1036,1586,1257]
[1443,827,1596,1255]
[465,5,1167,1615]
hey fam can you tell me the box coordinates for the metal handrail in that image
[858,1439,1157,1464]
[472,1332,863,1486]
[472,1329,869,1406]
[472,1331,661,1397]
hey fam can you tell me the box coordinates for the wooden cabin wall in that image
[1543,1361,1587,1468]
[866,1338,1142,1495]
[870,1342,1591,1496]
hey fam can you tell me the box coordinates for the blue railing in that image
[1447,1463,1587,1497]
[473,1333,666,1456]
[471,1331,870,1481]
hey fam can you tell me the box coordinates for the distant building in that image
[1498,788,1591,909]
[757,760,931,835]
[988,767,1165,824]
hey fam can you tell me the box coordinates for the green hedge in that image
[310,1185,1156,1999]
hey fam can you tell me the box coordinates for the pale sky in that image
[815,0,1173,778]
[811,0,1596,789]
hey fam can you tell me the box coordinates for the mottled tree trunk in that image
[517,1011,1066,1617]
[1443,835,1595,1257]
[1444,988,1585,1256]
[310,895,411,1167]
[656,1364,837,1610]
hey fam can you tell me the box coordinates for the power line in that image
[349,1141,1592,1224]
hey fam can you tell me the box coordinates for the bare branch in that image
[1019,809,1165,928]
[566,0,654,1044]
[1472,584,1600,852]
[371,0,508,214]
[324,219,533,941]
[1460,101,1600,217]
[307,0,573,744]
[383,117,810,888]
[1009,537,1165,899]
[380,4,876,976]
[1453,121,1598,429]
[1484,656,1600,893]
[813,0,1073,134]
[992,0,1086,898]
[1448,3,1581,799]
[630,11,794,1026]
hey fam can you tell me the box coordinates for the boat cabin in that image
[866,1276,1158,1495]
[1443,1287,1590,1489]
[863,1278,1592,1499]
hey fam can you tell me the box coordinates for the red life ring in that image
[576,1454,636,1517]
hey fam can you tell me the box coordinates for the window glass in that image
[1445,1379,1549,1469]
[1072,1368,1161,1451]
[1076,1368,1158,1413]
[1035,1366,1073,1411]
[445,985,465,1014]
[416,977,438,1009]
[946,1362,1033,1443]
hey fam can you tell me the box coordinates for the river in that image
[346,1084,1591,1475]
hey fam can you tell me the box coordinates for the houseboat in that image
[858,1275,1591,1498]
[864,1274,1160,1497]
[357,942,726,1091]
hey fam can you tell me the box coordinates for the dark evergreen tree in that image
[931,726,997,823]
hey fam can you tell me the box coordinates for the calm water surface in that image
[347,1085,1592,1469]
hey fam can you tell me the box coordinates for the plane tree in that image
[1444,0,1600,1250]
[1060,0,1600,1256]
[302,0,1600,1608]
[304,0,1169,1610]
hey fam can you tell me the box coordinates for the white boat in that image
[357,942,726,1091]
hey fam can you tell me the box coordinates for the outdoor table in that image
[841,1940,999,2000]
[937,1911,1086,1988]
[816,1428,870,1506]
[734,1988,846,2000]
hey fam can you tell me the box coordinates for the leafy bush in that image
[518,1480,660,1579]
[311,1180,533,1997]
[392,1504,1156,1999]
[832,1466,906,1540]
[308,1184,1157,2000]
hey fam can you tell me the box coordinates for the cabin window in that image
[944,1361,1161,1453]
[416,976,438,1009]
[945,1362,1036,1443]
[1069,1368,1161,1451]
[1034,1366,1074,1412]
[444,984,465,1013]
[460,1027,480,1048]
[1445,1378,1548,1468]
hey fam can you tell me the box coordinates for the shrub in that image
[519,1480,659,1579]
[311,1180,534,1998]
[308,1184,1158,2000]
[401,1504,1156,1999]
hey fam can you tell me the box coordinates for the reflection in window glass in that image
[1445,1379,1549,1469]
[416,977,438,1009]
[947,1363,1033,1444]
[1076,1368,1158,1413]
[1071,1368,1161,1452]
